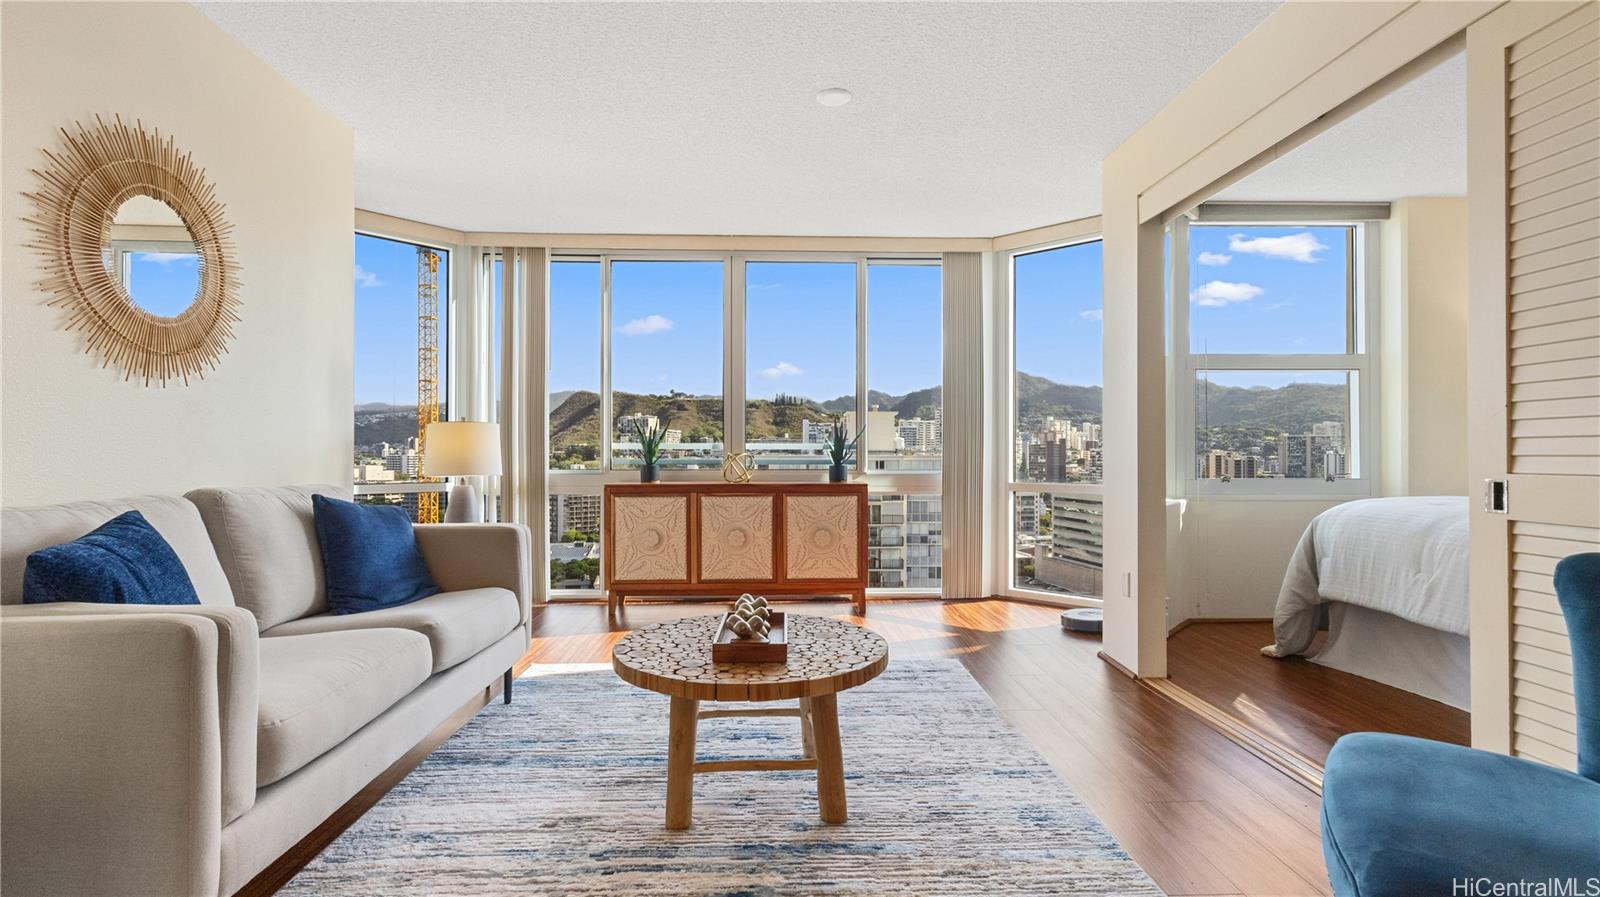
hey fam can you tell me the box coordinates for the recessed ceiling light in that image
[816,87,852,107]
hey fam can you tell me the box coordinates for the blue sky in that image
[354,233,448,406]
[1187,225,1348,355]
[1014,240,1104,387]
[125,251,201,317]
[548,259,944,402]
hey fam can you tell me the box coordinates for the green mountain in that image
[1014,372,1103,423]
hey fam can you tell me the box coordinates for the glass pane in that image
[1012,241,1104,484]
[355,489,449,521]
[744,262,856,469]
[548,493,602,590]
[868,494,941,590]
[1013,492,1102,597]
[867,263,942,472]
[1188,225,1351,355]
[550,259,602,469]
[1195,370,1354,480]
[611,260,725,466]
[353,234,449,523]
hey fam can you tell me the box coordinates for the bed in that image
[1262,496,1471,710]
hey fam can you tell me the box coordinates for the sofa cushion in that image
[311,494,439,615]
[1322,732,1600,896]
[185,484,349,629]
[23,510,200,606]
[265,588,518,674]
[2,495,235,606]
[256,628,430,787]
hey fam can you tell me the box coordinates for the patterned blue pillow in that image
[312,494,440,615]
[23,510,200,605]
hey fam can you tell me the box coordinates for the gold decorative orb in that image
[722,451,755,484]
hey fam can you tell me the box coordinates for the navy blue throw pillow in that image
[312,494,440,615]
[23,510,201,606]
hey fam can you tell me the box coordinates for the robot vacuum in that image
[1060,608,1104,634]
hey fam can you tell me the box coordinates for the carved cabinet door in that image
[699,494,775,582]
[783,494,860,581]
[610,494,689,582]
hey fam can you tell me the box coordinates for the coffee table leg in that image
[810,693,847,824]
[666,696,698,829]
[799,697,816,758]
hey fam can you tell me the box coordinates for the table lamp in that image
[422,421,501,523]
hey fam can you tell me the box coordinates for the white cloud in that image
[759,360,805,379]
[621,314,674,336]
[353,264,382,288]
[1196,251,1231,266]
[1191,280,1264,307]
[1228,231,1327,263]
[1079,308,1102,322]
[138,252,198,267]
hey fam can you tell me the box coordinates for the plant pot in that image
[828,463,849,483]
[640,463,660,483]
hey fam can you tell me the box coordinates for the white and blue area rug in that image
[283,659,1163,896]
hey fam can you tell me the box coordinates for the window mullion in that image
[728,255,745,458]
[855,258,869,477]
[599,256,613,471]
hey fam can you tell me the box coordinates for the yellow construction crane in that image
[416,249,441,524]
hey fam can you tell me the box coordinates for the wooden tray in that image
[712,611,788,664]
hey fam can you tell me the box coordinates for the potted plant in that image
[824,417,860,483]
[635,417,667,482]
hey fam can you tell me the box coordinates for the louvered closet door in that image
[1468,1,1600,767]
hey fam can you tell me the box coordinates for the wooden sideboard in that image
[603,482,869,617]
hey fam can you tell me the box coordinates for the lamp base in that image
[443,482,482,523]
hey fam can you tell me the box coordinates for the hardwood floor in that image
[244,599,1340,897]
[1167,620,1470,765]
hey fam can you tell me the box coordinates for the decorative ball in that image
[751,596,769,610]
[722,452,755,484]
[729,617,754,639]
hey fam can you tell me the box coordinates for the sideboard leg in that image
[852,590,867,616]
[666,696,699,829]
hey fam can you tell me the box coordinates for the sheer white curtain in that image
[498,247,550,604]
[941,251,987,600]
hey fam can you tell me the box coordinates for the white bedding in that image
[1262,496,1470,658]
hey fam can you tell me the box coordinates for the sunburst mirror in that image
[24,116,240,386]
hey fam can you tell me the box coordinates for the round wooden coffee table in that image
[612,613,889,829]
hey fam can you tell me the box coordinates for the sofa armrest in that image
[413,523,533,631]
[1,612,224,897]
[2,603,259,825]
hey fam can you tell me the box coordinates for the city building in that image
[549,493,601,539]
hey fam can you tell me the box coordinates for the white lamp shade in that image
[422,421,502,477]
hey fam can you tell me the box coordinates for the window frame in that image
[1170,216,1381,500]
[350,228,455,507]
[997,233,1107,607]
[543,249,944,599]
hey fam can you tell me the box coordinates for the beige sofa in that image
[0,485,531,897]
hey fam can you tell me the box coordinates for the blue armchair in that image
[1321,553,1600,894]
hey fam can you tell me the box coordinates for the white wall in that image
[1,2,354,507]
[1380,196,1470,498]
[1170,498,1345,621]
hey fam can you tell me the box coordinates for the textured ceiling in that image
[1217,51,1466,203]
[198,1,1278,237]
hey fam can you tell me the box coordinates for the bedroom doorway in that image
[1158,45,1474,774]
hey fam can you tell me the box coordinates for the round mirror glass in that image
[106,195,199,316]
